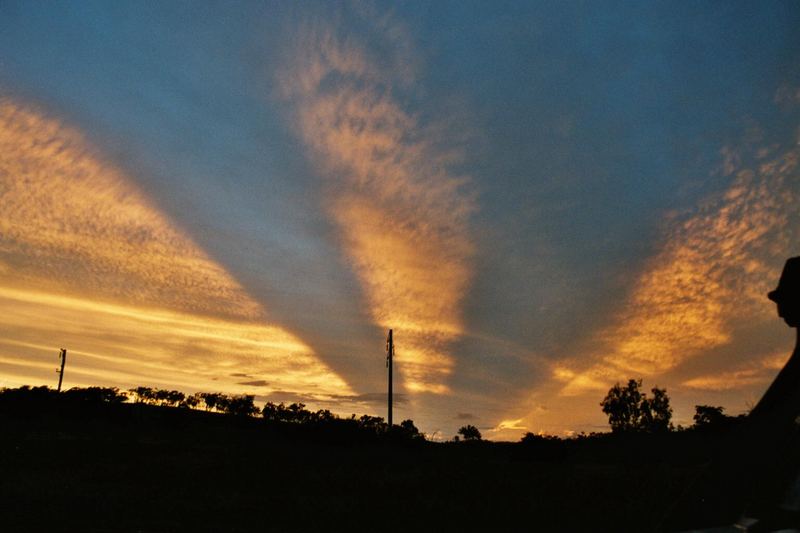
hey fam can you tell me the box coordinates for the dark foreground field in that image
[1,401,727,533]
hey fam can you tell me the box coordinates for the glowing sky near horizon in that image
[1,1,799,439]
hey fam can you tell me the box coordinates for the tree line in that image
[600,378,744,434]
[127,386,260,416]
[0,385,426,441]
[0,380,742,442]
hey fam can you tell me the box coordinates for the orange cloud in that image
[0,98,353,400]
[279,18,475,393]
[496,141,799,437]
[682,351,789,391]
[484,418,529,441]
[557,146,799,396]
[0,99,261,319]
[0,286,350,397]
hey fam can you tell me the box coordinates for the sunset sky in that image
[1,1,799,440]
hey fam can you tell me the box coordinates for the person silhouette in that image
[737,256,800,531]
[748,256,800,420]
[768,256,800,329]
[659,257,800,532]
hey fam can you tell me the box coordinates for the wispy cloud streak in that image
[278,13,476,393]
[682,351,788,391]
[0,286,350,398]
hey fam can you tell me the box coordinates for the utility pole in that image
[386,329,393,427]
[56,348,66,392]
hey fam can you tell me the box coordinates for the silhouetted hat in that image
[768,256,800,303]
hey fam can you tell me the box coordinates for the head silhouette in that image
[768,257,800,328]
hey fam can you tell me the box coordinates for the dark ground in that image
[1,401,731,533]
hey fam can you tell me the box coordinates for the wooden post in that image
[386,329,393,428]
[57,348,66,392]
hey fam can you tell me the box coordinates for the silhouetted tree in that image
[691,405,743,433]
[262,402,310,423]
[600,379,672,433]
[263,402,342,426]
[601,379,643,432]
[398,419,421,439]
[261,401,279,421]
[358,414,387,433]
[64,386,127,404]
[198,392,227,412]
[693,405,724,427]
[640,386,672,432]
[151,388,185,407]
[287,403,310,423]
[224,395,259,417]
[165,390,185,407]
[457,424,482,441]
[129,386,156,404]
[313,409,336,423]
[182,393,201,409]
[219,395,233,412]
[154,388,171,405]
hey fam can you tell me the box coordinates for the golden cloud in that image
[0,98,352,400]
[279,18,475,393]
[682,351,789,392]
[0,99,262,319]
[558,146,799,396]
[484,418,528,441]
[0,286,351,397]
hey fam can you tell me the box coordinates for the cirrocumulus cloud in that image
[0,97,353,400]
[278,14,476,394]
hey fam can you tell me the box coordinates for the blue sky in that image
[1,1,799,438]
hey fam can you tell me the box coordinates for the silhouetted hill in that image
[0,386,737,532]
